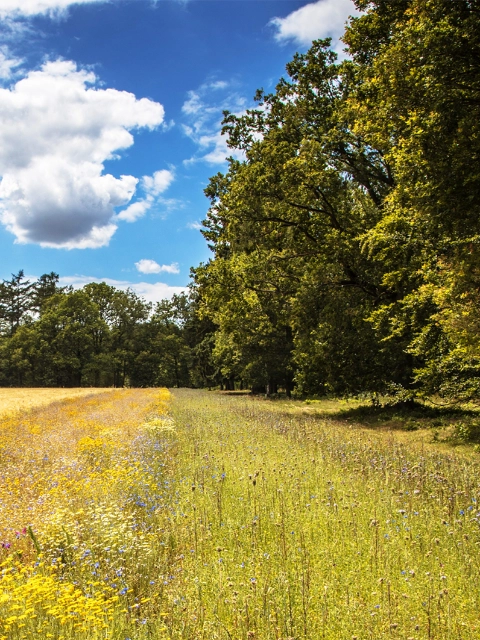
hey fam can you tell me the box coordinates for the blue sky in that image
[0,0,357,302]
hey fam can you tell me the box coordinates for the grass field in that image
[1,389,480,639]
[0,388,117,418]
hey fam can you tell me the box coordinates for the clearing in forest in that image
[1,389,479,639]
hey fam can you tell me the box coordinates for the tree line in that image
[191,0,480,401]
[0,271,216,388]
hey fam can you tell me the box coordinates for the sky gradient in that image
[0,0,357,302]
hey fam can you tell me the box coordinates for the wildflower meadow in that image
[1,388,480,639]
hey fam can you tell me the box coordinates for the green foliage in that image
[2,1,479,399]
[195,37,407,395]
[193,0,480,401]
[0,276,212,388]
[346,0,480,400]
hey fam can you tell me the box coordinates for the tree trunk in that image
[285,370,294,398]
[266,379,278,396]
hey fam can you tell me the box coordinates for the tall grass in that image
[1,388,479,639]
[160,390,480,640]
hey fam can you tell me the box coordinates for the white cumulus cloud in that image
[115,200,151,224]
[0,0,107,18]
[142,169,174,197]
[135,259,180,275]
[271,0,359,54]
[60,275,185,304]
[0,60,164,248]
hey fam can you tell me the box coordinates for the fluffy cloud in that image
[181,80,247,165]
[271,0,359,53]
[115,200,151,224]
[135,259,180,275]
[0,60,164,248]
[143,169,174,196]
[60,275,185,304]
[0,0,106,17]
[116,169,175,223]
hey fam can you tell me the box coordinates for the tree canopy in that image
[192,0,480,400]
[0,273,213,389]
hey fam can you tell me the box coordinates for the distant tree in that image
[0,270,36,336]
[130,295,192,388]
[83,283,150,386]
[31,273,64,313]
[31,290,108,387]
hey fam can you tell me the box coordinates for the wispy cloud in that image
[181,78,247,165]
[0,45,22,79]
[116,169,175,223]
[0,0,108,18]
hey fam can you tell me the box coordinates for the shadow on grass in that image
[307,400,480,440]
[218,390,480,442]
[335,400,474,420]
[219,390,252,396]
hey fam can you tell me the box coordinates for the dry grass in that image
[0,387,118,418]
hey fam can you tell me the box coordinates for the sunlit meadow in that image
[1,388,480,639]
[0,388,175,639]
[0,389,113,419]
